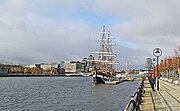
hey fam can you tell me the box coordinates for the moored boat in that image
[91,25,118,84]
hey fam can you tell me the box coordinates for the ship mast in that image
[99,25,106,72]
[107,31,113,74]
[92,25,117,75]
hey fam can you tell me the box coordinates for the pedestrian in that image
[150,74,156,91]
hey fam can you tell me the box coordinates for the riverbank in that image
[0,73,81,77]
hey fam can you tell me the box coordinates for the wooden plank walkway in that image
[140,79,154,110]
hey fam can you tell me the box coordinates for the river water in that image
[0,77,140,111]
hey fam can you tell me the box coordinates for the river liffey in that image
[0,77,141,111]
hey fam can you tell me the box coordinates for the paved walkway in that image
[141,78,180,111]
[140,79,154,110]
[140,78,167,111]
[159,80,180,111]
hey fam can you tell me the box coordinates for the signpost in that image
[153,48,162,90]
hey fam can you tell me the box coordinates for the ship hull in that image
[93,75,105,84]
[93,72,111,84]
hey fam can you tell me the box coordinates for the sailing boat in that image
[91,25,118,84]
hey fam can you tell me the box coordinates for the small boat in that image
[126,77,135,81]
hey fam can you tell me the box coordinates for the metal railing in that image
[124,80,144,111]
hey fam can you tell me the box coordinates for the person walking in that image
[150,74,156,91]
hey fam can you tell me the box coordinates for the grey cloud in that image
[0,12,96,65]
[1,0,180,69]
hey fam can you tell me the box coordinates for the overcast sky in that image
[0,0,179,69]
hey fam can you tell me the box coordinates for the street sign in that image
[153,48,162,57]
[153,47,162,91]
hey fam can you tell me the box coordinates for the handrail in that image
[124,80,144,111]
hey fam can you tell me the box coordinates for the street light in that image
[153,48,162,90]
[153,58,156,63]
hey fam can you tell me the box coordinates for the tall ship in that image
[92,25,117,84]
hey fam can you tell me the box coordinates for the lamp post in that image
[153,48,162,90]
[152,58,156,77]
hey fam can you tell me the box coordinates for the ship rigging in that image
[92,25,118,84]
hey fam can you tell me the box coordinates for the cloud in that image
[0,7,97,64]
[83,0,180,69]
[0,0,180,69]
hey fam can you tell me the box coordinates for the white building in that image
[63,62,76,73]
[29,65,36,68]
[40,63,59,70]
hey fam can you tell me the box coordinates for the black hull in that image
[93,72,111,84]
[93,76,105,84]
